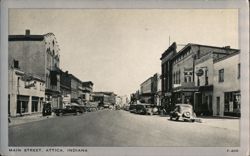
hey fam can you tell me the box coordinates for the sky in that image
[9,9,238,96]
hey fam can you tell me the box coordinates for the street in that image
[9,110,239,147]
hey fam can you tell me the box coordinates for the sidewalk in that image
[9,113,54,126]
[196,116,240,131]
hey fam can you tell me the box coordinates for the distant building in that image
[9,29,61,108]
[60,70,71,107]
[82,81,94,102]
[8,65,45,117]
[92,92,117,107]
[140,73,161,105]
[69,74,83,104]
[213,51,240,117]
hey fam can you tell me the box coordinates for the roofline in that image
[172,43,239,60]
[12,68,45,82]
[140,76,153,86]
[82,81,94,85]
[9,32,56,41]
[213,51,240,63]
[9,35,44,41]
[69,74,82,83]
[160,42,177,60]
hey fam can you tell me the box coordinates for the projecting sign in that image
[196,69,204,76]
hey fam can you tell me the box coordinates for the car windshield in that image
[66,106,72,109]
[180,106,192,112]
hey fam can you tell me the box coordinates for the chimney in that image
[25,29,30,35]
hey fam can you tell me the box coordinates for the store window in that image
[238,63,240,79]
[32,96,39,112]
[218,69,224,82]
[8,94,10,115]
[224,91,241,116]
[17,95,29,114]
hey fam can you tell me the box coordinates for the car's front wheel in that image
[175,117,179,121]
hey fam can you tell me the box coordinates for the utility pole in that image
[169,36,170,46]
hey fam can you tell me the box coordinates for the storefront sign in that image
[165,92,172,96]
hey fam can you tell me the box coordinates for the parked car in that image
[54,103,85,116]
[85,101,98,112]
[170,104,196,122]
[129,104,137,113]
[135,104,158,115]
[42,102,52,116]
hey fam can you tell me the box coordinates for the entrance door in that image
[216,97,220,115]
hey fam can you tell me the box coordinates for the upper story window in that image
[14,60,19,68]
[218,69,224,82]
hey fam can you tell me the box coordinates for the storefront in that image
[194,85,213,115]
[224,91,240,117]
[172,86,198,107]
[16,95,29,115]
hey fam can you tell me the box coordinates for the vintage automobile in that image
[42,102,52,116]
[170,104,196,122]
[129,104,137,113]
[135,104,158,115]
[54,103,85,116]
[85,101,98,112]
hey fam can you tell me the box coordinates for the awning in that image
[198,85,213,92]
[172,86,199,92]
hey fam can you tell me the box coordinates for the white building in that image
[213,51,240,117]
[8,67,45,117]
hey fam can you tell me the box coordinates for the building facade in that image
[92,92,117,106]
[9,30,61,109]
[82,81,94,102]
[160,42,177,108]
[60,70,71,107]
[213,51,240,117]
[140,73,161,105]
[171,44,237,109]
[140,76,154,104]
[193,51,236,115]
[8,66,45,117]
[160,42,239,116]
[69,74,83,103]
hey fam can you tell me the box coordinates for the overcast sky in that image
[9,9,238,96]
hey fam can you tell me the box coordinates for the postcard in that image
[0,0,249,156]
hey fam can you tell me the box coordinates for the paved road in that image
[9,110,239,147]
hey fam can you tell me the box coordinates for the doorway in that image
[216,97,220,115]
